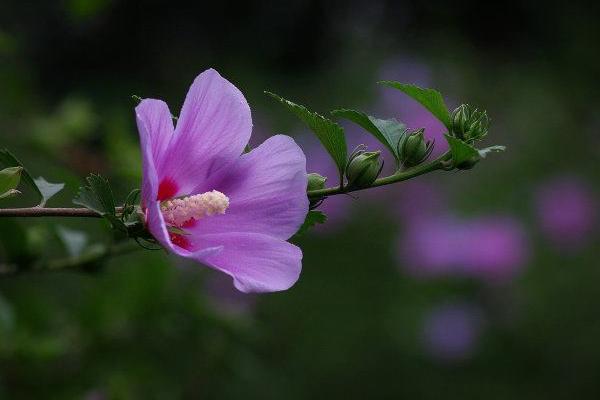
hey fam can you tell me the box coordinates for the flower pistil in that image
[161,190,230,227]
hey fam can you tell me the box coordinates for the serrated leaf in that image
[479,145,506,158]
[266,91,347,184]
[0,149,42,200]
[445,134,480,166]
[379,81,451,129]
[73,174,127,233]
[73,174,116,215]
[34,177,64,207]
[332,109,406,167]
[295,210,327,236]
[0,166,22,195]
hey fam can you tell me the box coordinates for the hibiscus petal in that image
[194,232,302,293]
[191,135,309,239]
[161,68,252,196]
[135,99,175,204]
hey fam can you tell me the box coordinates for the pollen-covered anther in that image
[161,190,229,227]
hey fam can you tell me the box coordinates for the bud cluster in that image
[345,148,383,189]
[451,104,489,142]
[398,128,435,168]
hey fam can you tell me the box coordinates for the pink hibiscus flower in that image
[135,69,308,293]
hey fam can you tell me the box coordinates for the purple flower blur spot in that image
[400,216,466,278]
[136,69,309,293]
[399,214,528,282]
[422,302,483,362]
[535,175,597,249]
[462,217,529,282]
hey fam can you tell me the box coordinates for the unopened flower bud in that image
[346,151,382,189]
[451,104,470,138]
[307,173,327,191]
[451,104,489,142]
[399,128,434,168]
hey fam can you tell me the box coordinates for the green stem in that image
[0,154,452,217]
[0,207,123,218]
[307,152,452,199]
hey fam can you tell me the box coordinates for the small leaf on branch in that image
[332,109,406,168]
[34,177,65,207]
[0,167,22,198]
[444,134,480,169]
[265,91,347,184]
[295,210,327,236]
[0,149,43,200]
[479,145,506,158]
[73,174,126,232]
[378,81,452,129]
[0,189,21,200]
[73,174,116,215]
[121,188,141,222]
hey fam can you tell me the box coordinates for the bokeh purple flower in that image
[136,69,309,293]
[463,217,529,281]
[399,214,528,282]
[535,175,597,249]
[422,302,483,362]
[400,216,464,277]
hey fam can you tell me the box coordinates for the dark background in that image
[0,1,599,399]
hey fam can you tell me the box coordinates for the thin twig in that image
[0,207,123,218]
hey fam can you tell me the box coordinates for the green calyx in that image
[345,150,383,189]
[398,128,434,168]
[307,173,327,191]
[450,104,489,142]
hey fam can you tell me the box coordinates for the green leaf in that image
[121,188,141,222]
[379,81,452,129]
[0,189,21,200]
[444,134,480,167]
[73,174,116,215]
[266,91,347,183]
[73,174,126,232]
[331,109,406,167]
[0,149,64,207]
[295,210,327,236]
[33,177,65,207]
[0,166,22,196]
[0,149,42,200]
[479,145,506,158]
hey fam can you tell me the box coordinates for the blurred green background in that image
[0,1,599,399]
